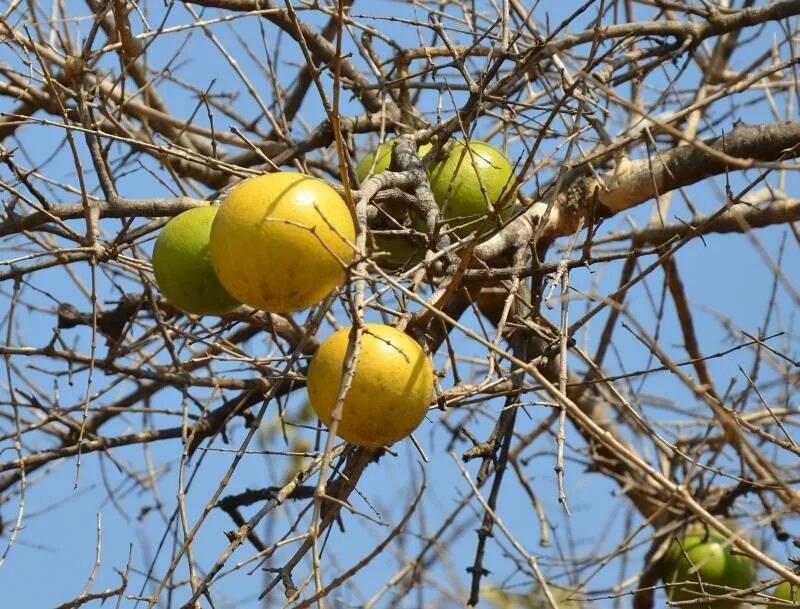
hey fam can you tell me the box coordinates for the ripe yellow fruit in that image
[152,207,240,316]
[306,323,434,447]
[428,140,516,237]
[210,172,356,313]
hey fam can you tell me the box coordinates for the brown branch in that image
[185,0,394,116]
[111,0,143,61]
[576,122,800,215]
[476,122,800,259]
[589,197,800,247]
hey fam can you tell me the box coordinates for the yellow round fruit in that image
[428,139,516,237]
[306,323,434,447]
[210,172,356,313]
[152,207,240,316]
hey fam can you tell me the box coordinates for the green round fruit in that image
[152,207,240,316]
[483,584,582,609]
[770,581,799,608]
[661,533,755,609]
[356,141,392,182]
[357,139,432,266]
[366,230,425,269]
[428,139,516,237]
[355,140,433,182]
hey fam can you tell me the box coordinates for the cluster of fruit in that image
[151,139,514,448]
[151,143,799,600]
[356,139,515,266]
[661,532,797,608]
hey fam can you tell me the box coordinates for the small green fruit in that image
[357,139,432,267]
[770,581,798,608]
[355,140,433,182]
[483,584,582,609]
[355,141,392,182]
[661,533,755,609]
[152,207,240,316]
[366,230,425,269]
[428,140,515,237]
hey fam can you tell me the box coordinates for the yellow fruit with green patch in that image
[210,172,355,313]
[306,323,433,447]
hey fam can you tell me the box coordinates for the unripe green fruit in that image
[366,230,425,269]
[152,207,240,316]
[483,584,582,609]
[770,581,798,608]
[355,141,433,182]
[357,140,432,267]
[661,533,755,609]
[428,140,516,237]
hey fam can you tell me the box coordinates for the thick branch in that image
[580,121,800,215]
[186,0,390,115]
[476,121,800,258]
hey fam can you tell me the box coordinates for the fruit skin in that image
[210,172,355,313]
[152,207,240,316]
[661,533,755,609]
[355,141,433,182]
[427,140,515,237]
[770,581,798,608]
[306,323,434,447]
[366,229,425,269]
[357,140,432,267]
